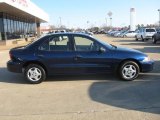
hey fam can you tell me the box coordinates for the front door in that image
[72,35,113,74]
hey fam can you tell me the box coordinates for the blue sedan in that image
[7,33,154,84]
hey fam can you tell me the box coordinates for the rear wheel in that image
[123,35,126,38]
[141,36,145,41]
[24,64,46,84]
[118,61,140,81]
[152,37,157,44]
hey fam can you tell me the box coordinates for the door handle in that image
[37,54,44,57]
[74,55,83,60]
[76,55,83,58]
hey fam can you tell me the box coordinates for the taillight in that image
[9,53,13,60]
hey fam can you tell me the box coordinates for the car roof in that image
[141,27,156,29]
[46,32,92,37]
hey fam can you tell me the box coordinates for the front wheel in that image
[24,64,46,84]
[135,36,138,41]
[141,36,145,41]
[118,61,140,81]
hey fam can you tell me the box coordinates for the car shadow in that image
[152,60,160,73]
[0,67,120,84]
[89,78,160,114]
[0,61,159,84]
[45,74,118,82]
[0,68,27,84]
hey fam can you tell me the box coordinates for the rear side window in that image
[39,35,70,51]
[146,29,156,32]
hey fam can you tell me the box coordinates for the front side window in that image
[74,36,100,51]
[39,35,70,51]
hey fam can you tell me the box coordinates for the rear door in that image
[71,35,113,74]
[37,34,75,75]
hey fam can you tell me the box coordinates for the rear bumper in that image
[7,60,23,73]
[145,36,153,39]
[140,60,154,72]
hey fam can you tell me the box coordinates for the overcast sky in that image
[32,0,160,28]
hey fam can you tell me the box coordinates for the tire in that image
[123,35,126,38]
[135,36,138,41]
[141,36,145,41]
[24,64,46,84]
[152,37,157,44]
[118,61,140,81]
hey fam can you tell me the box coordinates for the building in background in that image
[130,8,136,31]
[0,0,49,45]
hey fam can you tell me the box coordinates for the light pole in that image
[158,9,160,27]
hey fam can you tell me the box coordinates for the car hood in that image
[114,46,147,56]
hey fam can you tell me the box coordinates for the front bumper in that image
[7,60,23,73]
[140,60,154,72]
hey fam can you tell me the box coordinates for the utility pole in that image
[158,9,160,27]
[105,18,107,27]
[59,17,62,28]
[108,11,113,28]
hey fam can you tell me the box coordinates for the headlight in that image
[142,57,151,62]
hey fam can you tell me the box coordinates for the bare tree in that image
[50,25,56,30]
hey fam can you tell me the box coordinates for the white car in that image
[124,31,138,38]
[135,28,156,41]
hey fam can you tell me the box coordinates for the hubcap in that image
[122,65,137,79]
[27,67,42,81]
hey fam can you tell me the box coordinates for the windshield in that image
[94,37,113,49]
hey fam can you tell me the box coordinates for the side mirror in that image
[99,47,106,53]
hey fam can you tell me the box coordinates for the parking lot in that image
[0,35,160,120]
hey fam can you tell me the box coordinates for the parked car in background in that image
[108,30,119,36]
[114,31,122,37]
[7,33,154,84]
[124,31,138,38]
[135,28,156,41]
[94,30,106,34]
[85,31,94,36]
[119,30,129,37]
[152,29,160,44]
